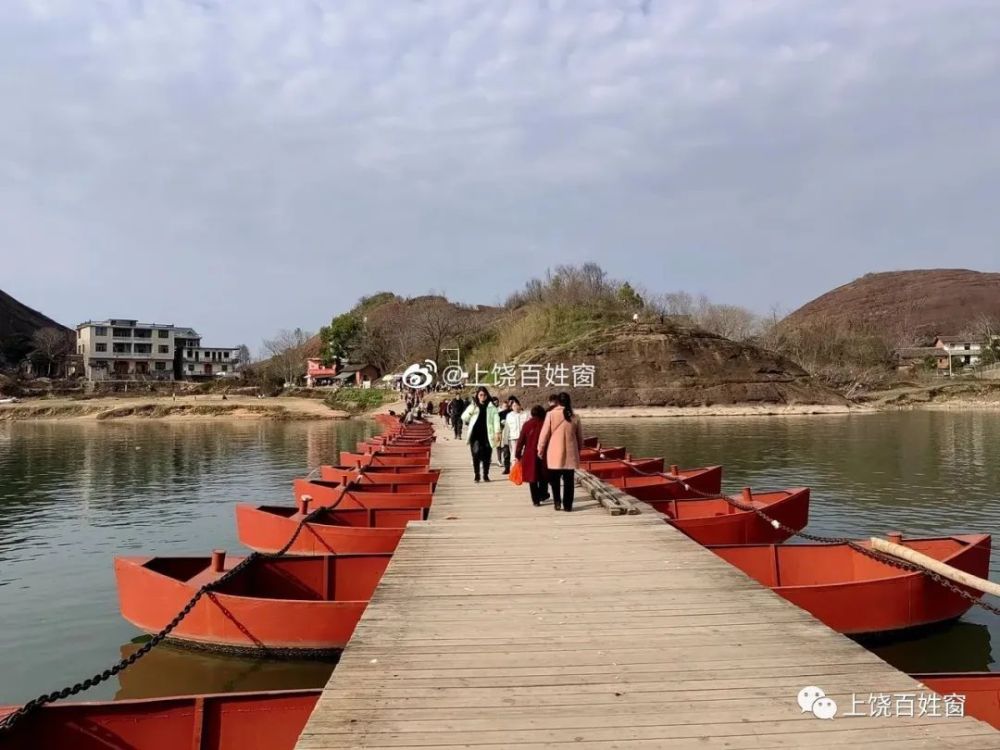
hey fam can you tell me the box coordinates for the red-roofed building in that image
[305,358,338,387]
[305,358,382,387]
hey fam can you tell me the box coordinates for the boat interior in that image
[710,536,985,587]
[145,555,391,601]
[260,505,422,528]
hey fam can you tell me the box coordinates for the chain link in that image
[0,480,354,735]
[617,460,1000,616]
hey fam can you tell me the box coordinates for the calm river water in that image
[0,411,996,704]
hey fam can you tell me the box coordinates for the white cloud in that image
[1,0,999,342]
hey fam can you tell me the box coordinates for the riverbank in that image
[578,403,864,419]
[4,384,1000,423]
[856,379,1000,409]
[0,395,351,422]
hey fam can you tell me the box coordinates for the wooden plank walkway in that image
[297,427,998,749]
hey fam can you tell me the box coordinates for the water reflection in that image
[1,413,996,704]
[0,419,375,703]
[857,621,994,673]
[115,640,335,699]
[592,411,1000,672]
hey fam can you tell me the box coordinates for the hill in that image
[0,289,69,339]
[496,320,844,408]
[337,289,843,407]
[782,269,1000,343]
[0,289,71,367]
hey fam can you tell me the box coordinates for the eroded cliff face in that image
[511,323,845,407]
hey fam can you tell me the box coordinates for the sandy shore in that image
[576,403,865,419]
[0,394,351,422]
[5,393,998,423]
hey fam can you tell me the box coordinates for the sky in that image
[2,0,999,348]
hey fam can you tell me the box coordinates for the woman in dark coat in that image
[514,405,549,506]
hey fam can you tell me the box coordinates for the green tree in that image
[616,282,644,310]
[320,313,362,362]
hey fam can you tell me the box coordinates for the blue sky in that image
[2,1,999,348]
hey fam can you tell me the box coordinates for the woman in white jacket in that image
[501,397,527,475]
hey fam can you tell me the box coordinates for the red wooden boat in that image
[0,689,320,750]
[339,452,430,468]
[607,466,724,499]
[914,672,1000,730]
[302,477,433,494]
[292,479,433,513]
[237,501,421,555]
[644,487,810,545]
[115,552,391,653]
[319,465,440,488]
[582,436,600,448]
[370,425,432,438]
[581,457,664,479]
[366,434,433,445]
[356,443,431,457]
[364,443,432,453]
[579,446,627,460]
[710,534,990,634]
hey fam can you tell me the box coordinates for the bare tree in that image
[653,291,696,317]
[236,344,252,366]
[696,303,760,342]
[30,327,74,377]
[413,304,468,367]
[262,328,313,386]
[884,299,928,349]
[505,263,619,309]
[354,323,393,374]
[753,304,786,352]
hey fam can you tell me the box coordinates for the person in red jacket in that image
[514,405,549,506]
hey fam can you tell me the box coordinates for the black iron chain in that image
[617,460,1000,616]
[0,479,354,735]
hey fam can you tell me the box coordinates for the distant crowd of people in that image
[416,388,581,512]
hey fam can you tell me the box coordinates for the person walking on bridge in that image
[461,386,501,482]
[537,392,583,511]
[448,394,465,439]
[515,404,549,506]
[501,396,525,476]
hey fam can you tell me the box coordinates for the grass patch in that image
[325,388,395,415]
[467,305,622,366]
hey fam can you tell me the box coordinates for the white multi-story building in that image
[76,319,241,381]
[934,336,984,367]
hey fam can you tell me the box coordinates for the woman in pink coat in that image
[537,392,583,511]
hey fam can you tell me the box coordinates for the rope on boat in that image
[2,423,427,731]
[613,460,1000,618]
[869,538,1000,599]
[0,480,354,735]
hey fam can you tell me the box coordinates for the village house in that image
[934,335,984,367]
[75,319,242,381]
[305,357,381,388]
[894,346,950,373]
[896,334,1000,374]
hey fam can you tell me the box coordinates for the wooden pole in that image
[869,537,1000,597]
